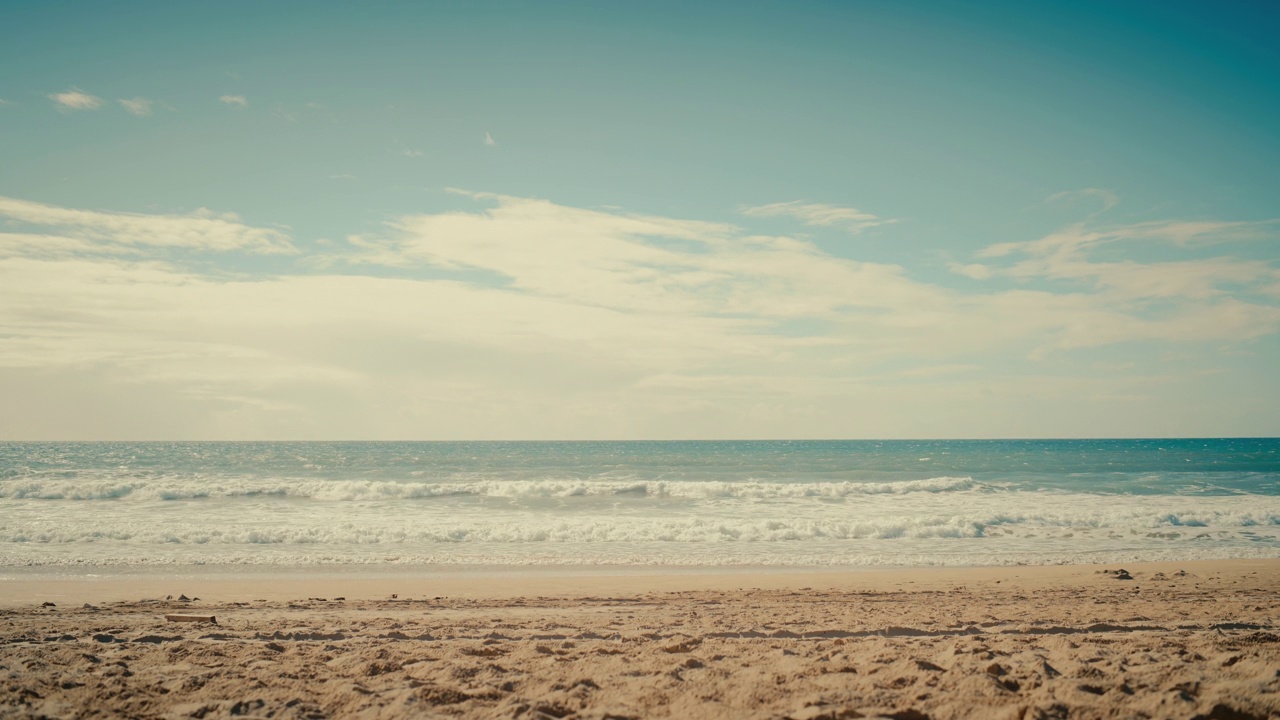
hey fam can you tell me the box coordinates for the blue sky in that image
[1,0,1277,439]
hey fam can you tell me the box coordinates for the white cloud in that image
[951,215,1280,362]
[0,192,1276,439]
[269,104,297,123]
[49,88,102,111]
[403,149,423,158]
[118,97,153,117]
[0,99,11,107]
[0,232,140,259]
[0,196,295,254]
[220,95,249,107]
[978,220,1271,261]
[1046,188,1119,213]
[949,263,993,280]
[484,132,497,147]
[741,201,894,233]
[368,191,939,320]
[970,219,1280,301]
[350,192,1280,358]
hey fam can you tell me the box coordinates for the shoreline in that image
[3,557,1275,606]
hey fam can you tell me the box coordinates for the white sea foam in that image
[3,490,1277,547]
[0,474,982,501]
[3,543,1279,570]
[3,446,1278,569]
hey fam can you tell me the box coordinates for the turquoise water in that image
[1,439,1277,568]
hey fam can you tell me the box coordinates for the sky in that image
[0,0,1278,440]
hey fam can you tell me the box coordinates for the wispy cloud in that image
[0,232,141,259]
[950,263,993,281]
[0,196,295,254]
[353,192,1280,353]
[49,88,102,111]
[484,132,497,147]
[403,149,423,158]
[1046,188,1119,214]
[741,201,894,233]
[269,104,298,123]
[219,95,249,107]
[951,215,1280,353]
[975,219,1276,262]
[118,97,153,117]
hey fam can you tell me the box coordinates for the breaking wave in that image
[0,474,982,502]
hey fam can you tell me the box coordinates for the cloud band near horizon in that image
[0,190,1275,440]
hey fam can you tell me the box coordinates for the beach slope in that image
[2,560,1278,719]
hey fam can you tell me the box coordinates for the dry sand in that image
[2,560,1278,719]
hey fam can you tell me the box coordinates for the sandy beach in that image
[2,560,1278,719]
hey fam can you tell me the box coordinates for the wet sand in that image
[2,560,1278,719]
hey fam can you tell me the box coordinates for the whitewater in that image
[1,439,1277,568]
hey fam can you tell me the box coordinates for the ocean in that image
[1,439,1277,569]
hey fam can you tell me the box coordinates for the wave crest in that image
[0,475,982,501]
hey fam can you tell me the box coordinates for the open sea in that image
[1,439,1278,569]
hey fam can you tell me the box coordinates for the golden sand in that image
[2,560,1278,719]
